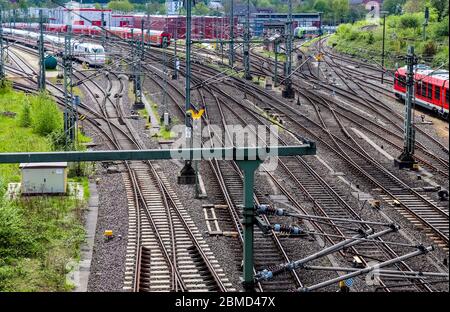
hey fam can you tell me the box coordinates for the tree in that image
[0,0,12,10]
[17,0,29,11]
[107,0,134,13]
[382,0,406,14]
[403,0,425,13]
[332,0,350,23]
[146,1,167,14]
[400,14,420,28]
[257,0,271,8]
[430,0,448,21]
[192,2,209,15]
[314,0,330,13]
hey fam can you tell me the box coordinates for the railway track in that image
[125,165,234,292]
[171,56,444,290]
[6,36,448,292]
[87,70,234,293]
[136,53,306,291]
[205,79,440,291]
[112,36,450,254]
[158,44,450,252]
[4,41,233,292]
[231,43,449,251]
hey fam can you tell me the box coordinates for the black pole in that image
[381,12,387,84]
[395,46,418,170]
[173,18,179,80]
[178,0,196,185]
[282,0,294,98]
[229,0,234,67]
[243,0,252,80]
[0,9,5,81]
[38,9,46,91]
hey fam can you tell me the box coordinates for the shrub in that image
[421,41,437,57]
[48,129,67,151]
[30,94,62,136]
[336,24,352,36]
[0,201,35,258]
[400,15,420,28]
[347,29,360,41]
[433,46,449,68]
[366,32,375,44]
[0,80,12,94]
[19,101,32,128]
[432,16,449,38]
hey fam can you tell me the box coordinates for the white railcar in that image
[3,27,105,66]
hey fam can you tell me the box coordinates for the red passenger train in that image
[394,66,449,119]
[9,22,171,47]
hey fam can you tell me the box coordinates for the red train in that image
[394,66,449,119]
[9,22,171,47]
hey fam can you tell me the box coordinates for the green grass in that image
[138,108,148,119]
[72,86,84,101]
[144,97,176,140]
[159,127,175,140]
[258,49,287,62]
[301,36,325,49]
[0,90,52,183]
[0,194,86,291]
[0,84,88,292]
[70,176,90,199]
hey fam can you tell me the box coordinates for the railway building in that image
[52,4,112,27]
[111,14,134,27]
[251,12,322,37]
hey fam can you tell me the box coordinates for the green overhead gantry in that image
[0,144,316,290]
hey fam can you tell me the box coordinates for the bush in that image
[400,15,420,28]
[432,16,449,38]
[30,94,62,136]
[0,201,35,258]
[421,41,437,57]
[19,101,32,128]
[347,29,360,41]
[433,46,449,67]
[48,129,67,151]
[336,24,352,36]
[0,80,12,94]
[366,32,375,45]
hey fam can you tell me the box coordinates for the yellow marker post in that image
[104,230,114,239]
[188,108,205,120]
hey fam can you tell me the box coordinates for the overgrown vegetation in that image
[0,185,86,291]
[0,89,53,183]
[328,1,449,69]
[0,84,88,291]
[258,49,287,62]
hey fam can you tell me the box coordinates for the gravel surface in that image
[87,168,128,292]
[78,76,129,292]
